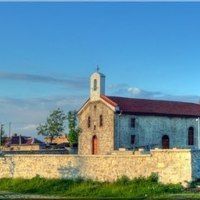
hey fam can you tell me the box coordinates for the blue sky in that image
[0,2,200,138]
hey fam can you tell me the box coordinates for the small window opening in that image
[88,116,91,128]
[94,79,97,91]
[131,135,135,145]
[188,127,194,145]
[131,118,136,128]
[100,115,103,127]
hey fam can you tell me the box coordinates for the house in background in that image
[44,135,69,144]
[3,134,45,151]
[44,134,69,149]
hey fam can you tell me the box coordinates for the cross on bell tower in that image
[96,65,100,72]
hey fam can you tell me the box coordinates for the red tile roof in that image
[103,96,200,117]
[5,135,44,147]
[100,95,118,107]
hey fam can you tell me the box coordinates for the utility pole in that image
[0,124,4,147]
[9,122,11,138]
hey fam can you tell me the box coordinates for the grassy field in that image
[0,174,199,199]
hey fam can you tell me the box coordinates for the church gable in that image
[78,96,117,116]
[78,99,115,155]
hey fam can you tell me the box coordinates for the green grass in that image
[0,174,196,199]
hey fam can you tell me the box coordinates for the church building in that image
[78,70,200,155]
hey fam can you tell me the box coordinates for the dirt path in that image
[1,191,200,200]
[0,191,65,199]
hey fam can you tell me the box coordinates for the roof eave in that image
[115,111,200,118]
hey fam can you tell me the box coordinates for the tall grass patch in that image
[0,174,184,198]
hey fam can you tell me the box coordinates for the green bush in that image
[148,172,159,183]
[116,175,130,185]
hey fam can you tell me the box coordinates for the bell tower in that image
[90,67,105,101]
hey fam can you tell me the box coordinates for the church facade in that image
[78,71,200,155]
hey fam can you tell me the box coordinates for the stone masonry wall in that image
[191,150,200,180]
[114,115,198,150]
[0,149,193,185]
[78,100,115,155]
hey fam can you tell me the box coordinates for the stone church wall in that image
[115,115,198,150]
[191,150,200,180]
[78,100,115,155]
[0,149,194,185]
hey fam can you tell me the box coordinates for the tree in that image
[67,110,81,147]
[37,108,67,143]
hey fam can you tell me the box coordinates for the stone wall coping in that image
[0,149,193,159]
[151,149,191,152]
[191,150,200,152]
[2,154,152,158]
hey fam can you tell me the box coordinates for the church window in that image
[188,127,194,145]
[162,135,170,149]
[131,118,136,128]
[100,115,103,127]
[131,135,135,145]
[94,79,97,91]
[88,116,91,128]
[92,135,98,155]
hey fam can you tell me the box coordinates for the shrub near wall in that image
[0,175,184,198]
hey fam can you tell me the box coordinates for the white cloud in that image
[128,87,141,95]
[108,83,200,103]
[0,71,88,89]
[21,124,38,131]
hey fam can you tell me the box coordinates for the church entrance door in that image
[92,135,98,154]
[162,135,169,149]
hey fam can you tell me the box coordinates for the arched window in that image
[94,79,97,91]
[162,135,169,149]
[188,127,194,145]
[87,116,91,128]
[92,135,98,155]
[131,135,135,145]
[100,115,103,127]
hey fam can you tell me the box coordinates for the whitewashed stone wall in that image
[191,150,200,180]
[115,115,198,150]
[0,150,194,185]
